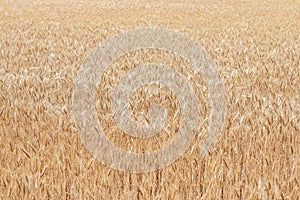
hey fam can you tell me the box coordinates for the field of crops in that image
[1,0,300,199]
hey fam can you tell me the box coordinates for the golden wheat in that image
[0,0,299,199]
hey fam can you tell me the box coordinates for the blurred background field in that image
[0,0,299,199]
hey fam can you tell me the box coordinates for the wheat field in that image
[0,0,300,199]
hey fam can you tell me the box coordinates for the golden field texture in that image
[0,0,300,199]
